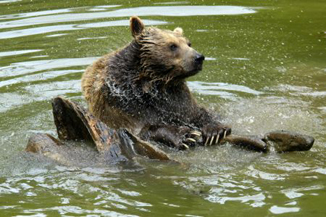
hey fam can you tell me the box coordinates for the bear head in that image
[130,16,205,85]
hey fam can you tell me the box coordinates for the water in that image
[0,0,325,216]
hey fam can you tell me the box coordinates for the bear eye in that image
[187,42,192,47]
[170,44,178,51]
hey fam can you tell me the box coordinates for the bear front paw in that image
[201,124,231,146]
[177,130,203,150]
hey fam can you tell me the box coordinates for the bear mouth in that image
[188,63,203,75]
[195,63,203,71]
[189,68,201,75]
[176,65,202,80]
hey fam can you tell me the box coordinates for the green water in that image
[1,0,325,216]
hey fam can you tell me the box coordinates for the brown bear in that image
[81,16,231,150]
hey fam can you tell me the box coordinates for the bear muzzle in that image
[194,53,205,70]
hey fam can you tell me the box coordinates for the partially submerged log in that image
[220,131,314,153]
[117,129,171,161]
[26,133,63,153]
[26,96,315,165]
[264,130,315,152]
[26,133,71,165]
[26,97,173,164]
[221,135,269,153]
[52,97,113,152]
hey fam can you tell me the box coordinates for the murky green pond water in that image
[1,0,325,216]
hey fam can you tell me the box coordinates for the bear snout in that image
[195,53,205,65]
[194,53,205,71]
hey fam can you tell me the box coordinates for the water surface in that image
[0,0,325,216]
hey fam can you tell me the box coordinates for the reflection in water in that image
[154,1,190,5]
[0,6,259,29]
[0,24,78,39]
[188,81,262,99]
[0,165,146,216]
[0,5,119,20]
[0,70,82,88]
[46,33,68,38]
[270,206,300,215]
[0,0,21,4]
[0,8,71,20]
[0,57,97,78]
[0,49,42,57]
[0,79,81,113]
[0,20,167,39]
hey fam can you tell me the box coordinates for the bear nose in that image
[195,53,205,64]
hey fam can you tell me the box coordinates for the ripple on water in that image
[171,171,267,207]
[270,206,300,215]
[0,57,96,78]
[246,165,287,181]
[0,49,42,57]
[0,5,121,20]
[0,69,82,88]
[0,1,325,216]
[167,146,268,207]
[0,57,89,112]
[188,81,262,100]
[0,79,81,113]
[0,19,167,39]
[0,6,260,29]
[0,8,71,20]
[0,0,21,4]
[0,158,149,215]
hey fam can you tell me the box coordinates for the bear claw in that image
[204,137,209,146]
[181,143,189,150]
[214,134,220,145]
[209,136,215,146]
[190,130,202,138]
[223,131,227,139]
[186,138,196,143]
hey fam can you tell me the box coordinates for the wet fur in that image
[82,17,229,148]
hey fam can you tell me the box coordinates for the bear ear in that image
[130,16,145,37]
[173,27,183,36]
